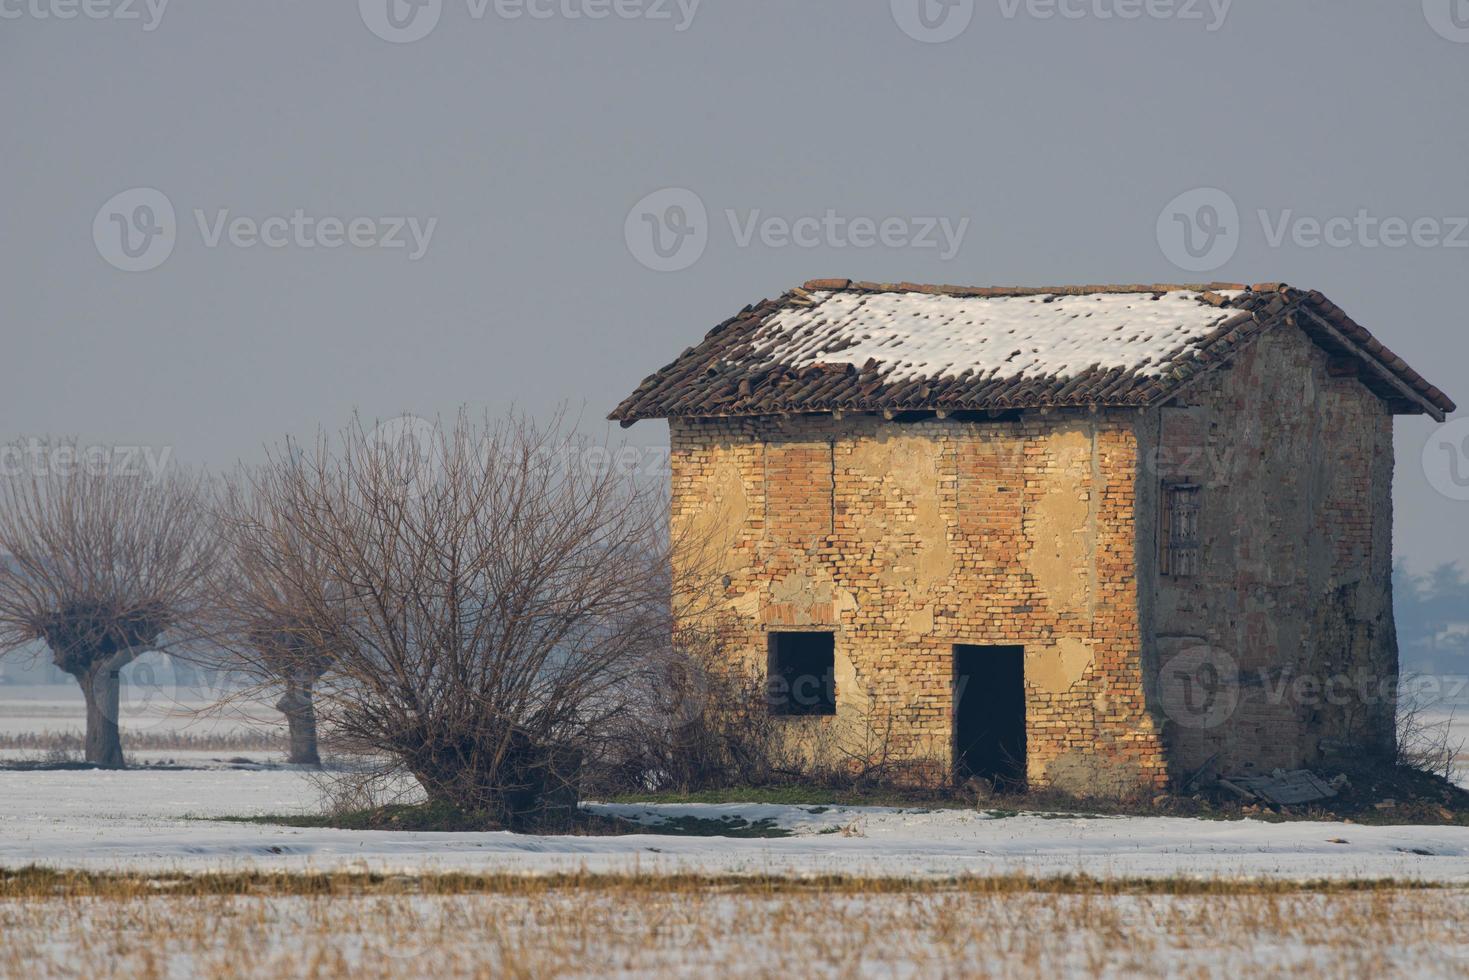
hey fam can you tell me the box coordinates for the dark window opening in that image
[767,632,836,716]
[1161,482,1201,577]
[953,645,1026,789]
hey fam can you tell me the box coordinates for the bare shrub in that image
[302,764,422,817]
[250,410,671,828]
[606,640,786,794]
[1396,687,1465,781]
[0,440,217,768]
[601,628,950,797]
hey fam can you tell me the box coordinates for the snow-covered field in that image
[4,684,1469,882]
[2,765,1469,881]
[0,681,281,741]
[8,688,1469,977]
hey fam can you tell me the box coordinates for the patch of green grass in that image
[214,801,635,836]
[217,801,498,833]
[632,815,791,838]
[213,802,792,838]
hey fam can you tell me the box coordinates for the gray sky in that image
[2,0,1466,571]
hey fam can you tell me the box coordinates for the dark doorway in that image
[953,645,1026,789]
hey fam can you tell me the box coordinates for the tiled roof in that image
[611,280,1455,424]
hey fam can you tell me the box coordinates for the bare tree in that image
[0,440,216,768]
[207,471,345,765]
[255,411,672,827]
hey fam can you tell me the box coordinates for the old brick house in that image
[611,280,1455,795]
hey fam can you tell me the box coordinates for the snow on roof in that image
[759,289,1244,383]
[610,281,1456,422]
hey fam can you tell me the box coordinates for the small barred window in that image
[1161,483,1201,577]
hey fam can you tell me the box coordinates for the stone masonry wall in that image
[1143,325,1398,779]
[670,412,1169,796]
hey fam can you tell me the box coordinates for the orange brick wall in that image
[670,412,1170,796]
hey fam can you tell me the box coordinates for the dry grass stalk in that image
[2,874,1466,979]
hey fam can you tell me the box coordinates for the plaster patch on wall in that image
[768,570,837,626]
[1029,427,1095,615]
[731,590,761,622]
[848,433,955,595]
[1027,637,1094,694]
[683,452,749,574]
[904,606,935,636]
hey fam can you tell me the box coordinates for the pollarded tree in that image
[209,468,346,765]
[0,440,217,768]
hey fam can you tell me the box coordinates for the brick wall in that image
[1143,325,1398,778]
[670,412,1169,796]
